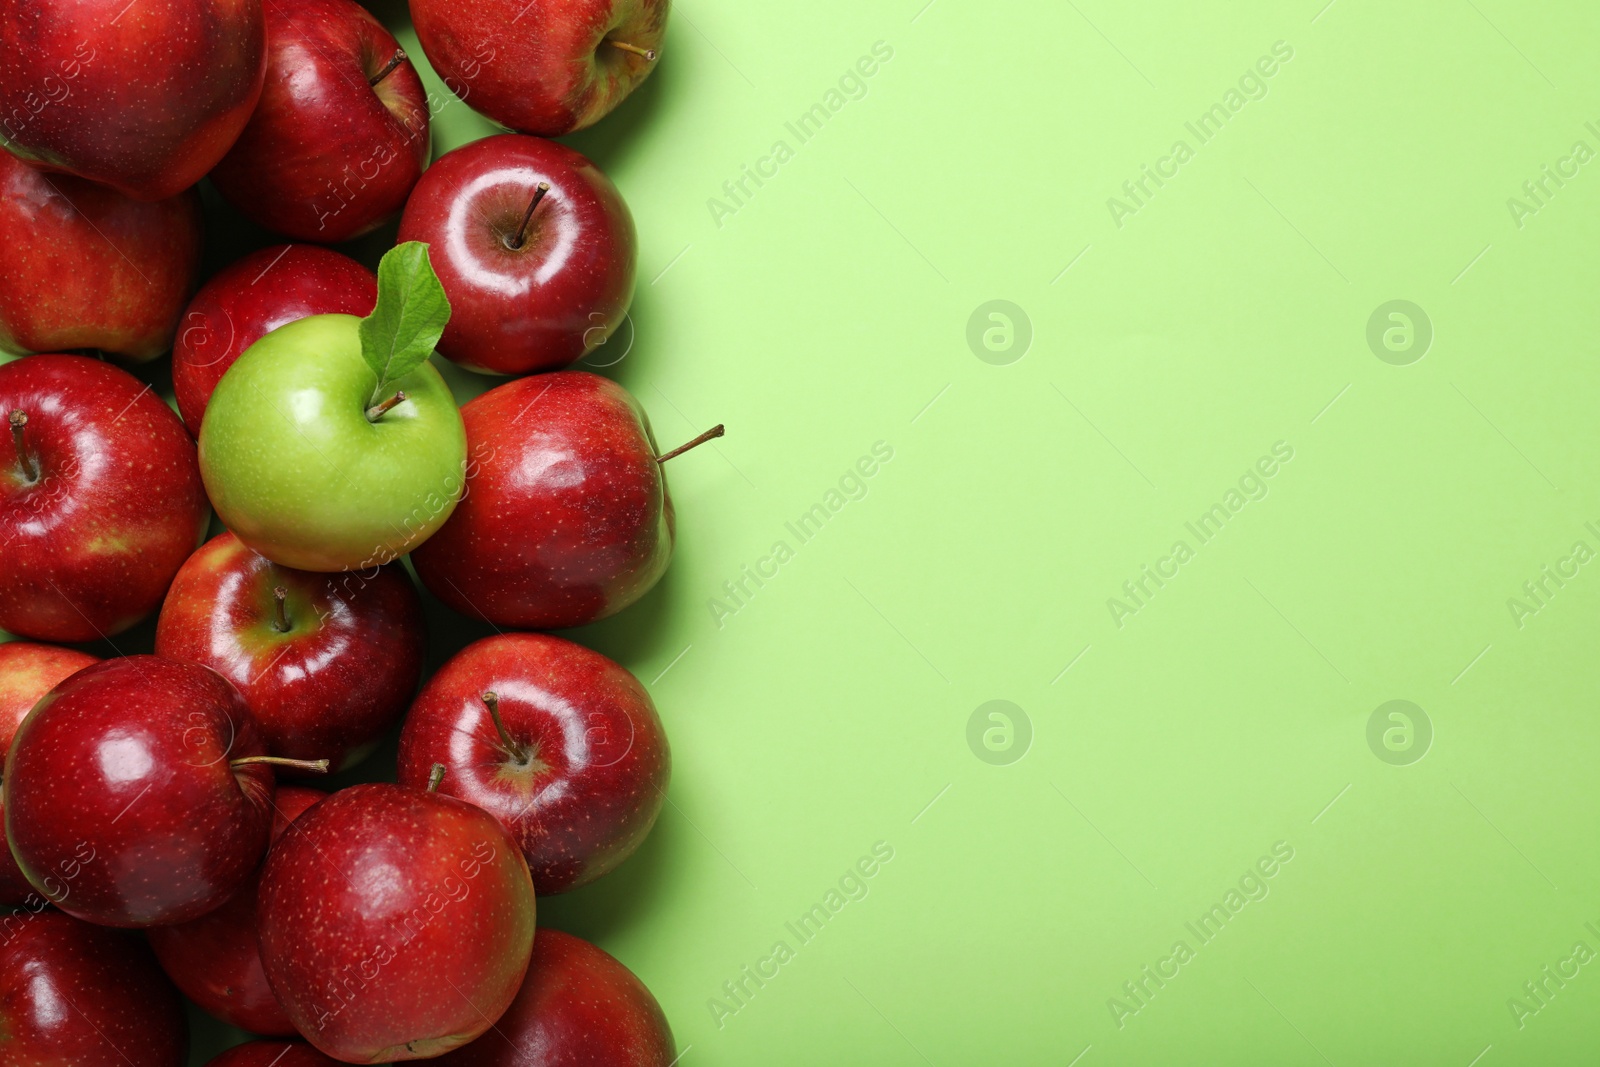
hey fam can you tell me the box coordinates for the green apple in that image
[198,243,468,572]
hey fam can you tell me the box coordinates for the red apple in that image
[206,1042,346,1067]
[0,0,266,200]
[172,244,377,436]
[411,0,667,136]
[210,0,429,242]
[0,641,97,905]
[398,633,668,894]
[257,779,537,1061]
[156,531,425,772]
[0,910,188,1066]
[148,784,325,1036]
[432,929,675,1067]
[0,151,203,362]
[396,134,635,375]
[0,355,209,643]
[414,371,720,629]
[2,655,294,928]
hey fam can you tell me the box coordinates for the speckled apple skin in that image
[148,784,324,1036]
[0,0,265,201]
[0,642,98,906]
[412,371,673,630]
[257,782,537,1062]
[0,153,203,362]
[397,633,669,894]
[432,929,675,1067]
[172,245,377,437]
[0,355,209,642]
[156,531,425,771]
[3,656,274,928]
[203,1041,348,1067]
[411,0,668,136]
[0,910,188,1066]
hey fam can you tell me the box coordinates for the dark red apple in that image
[257,779,537,1061]
[0,355,210,643]
[148,784,325,1036]
[0,151,203,362]
[0,0,265,200]
[411,0,667,136]
[0,910,188,1066]
[414,371,720,629]
[2,655,301,928]
[432,929,675,1067]
[0,641,97,905]
[205,1041,346,1067]
[398,633,668,894]
[172,244,377,436]
[396,134,635,375]
[209,0,429,242]
[156,531,425,772]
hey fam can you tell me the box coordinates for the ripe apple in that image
[148,785,325,1036]
[0,150,203,362]
[0,0,266,201]
[396,134,635,375]
[257,778,537,1061]
[206,1042,346,1067]
[173,244,377,437]
[398,633,668,894]
[411,0,668,136]
[2,655,319,928]
[210,0,429,242]
[431,928,675,1067]
[0,354,210,643]
[0,910,188,1066]
[199,243,468,572]
[413,371,720,629]
[0,640,97,905]
[157,531,425,771]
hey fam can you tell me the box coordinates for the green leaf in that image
[359,242,451,406]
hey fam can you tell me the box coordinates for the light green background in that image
[11,0,1600,1063]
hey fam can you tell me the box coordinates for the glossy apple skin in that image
[205,1042,346,1067]
[148,785,324,1036]
[3,656,275,928]
[172,245,377,436]
[0,355,209,642]
[199,313,468,572]
[0,151,203,362]
[0,0,265,201]
[258,782,537,1062]
[0,911,188,1066]
[398,633,668,894]
[0,641,97,905]
[413,372,671,629]
[157,531,425,771]
[210,0,429,242]
[433,929,674,1067]
[396,134,635,375]
[411,0,667,136]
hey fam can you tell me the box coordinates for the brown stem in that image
[428,762,446,792]
[606,39,657,61]
[507,182,551,250]
[9,410,37,483]
[657,424,725,463]
[482,692,528,763]
[271,586,291,633]
[366,391,407,422]
[369,49,407,87]
[231,756,331,774]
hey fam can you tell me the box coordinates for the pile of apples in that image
[0,0,699,1063]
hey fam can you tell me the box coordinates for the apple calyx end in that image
[366,391,407,423]
[658,424,725,464]
[427,762,447,792]
[369,49,408,88]
[231,756,332,774]
[507,182,552,251]
[481,691,530,765]
[8,408,37,483]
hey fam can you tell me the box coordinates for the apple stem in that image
[508,182,551,250]
[9,410,37,483]
[369,49,407,87]
[366,391,407,422]
[428,762,446,792]
[270,586,291,632]
[481,692,529,764]
[231,756,331,774]
[657,424,725,464]
[606,39,657,61]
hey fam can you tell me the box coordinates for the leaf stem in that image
[481,692,528,764]
[606,39,657,61]
[366,391,407,422]
[508,182,551,250]
[369,49,407,87]
[657,424,725,463]
[9,410,37,483]
[231,756,331,774]
[271,586,291,633]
